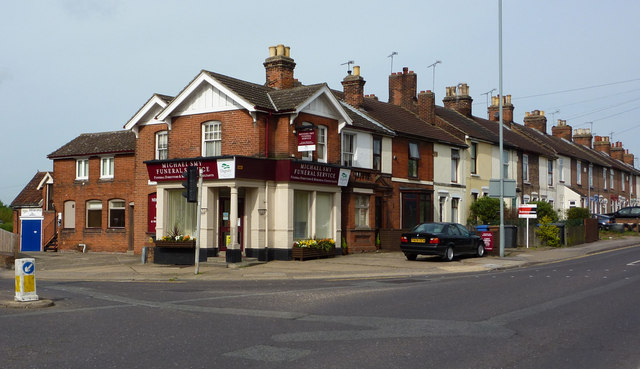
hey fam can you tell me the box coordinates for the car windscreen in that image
[411,223,444,234]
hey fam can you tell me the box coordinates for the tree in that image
[468,197,501,225]
[0,200,13,232]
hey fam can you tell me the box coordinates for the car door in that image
[446,224,462,251]
[455,224,474,252]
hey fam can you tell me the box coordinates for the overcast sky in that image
[2,0,639,205]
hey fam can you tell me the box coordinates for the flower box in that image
[292,246,335,261]
[154,240,196,248]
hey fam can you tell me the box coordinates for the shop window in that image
[202,121,222,157]
[315,192,332,239]
[101,157,114,179]
[402,192,432,229]
[166,189,197,237]
[294,191,310,239]
[409,142,420,178]
[86,200,102,228]
[108,199,126,228]
[355,195,369,228]
[156,131,168,160]
[76,159,89,180]
[342,132,355,167]
[64,201,75,229]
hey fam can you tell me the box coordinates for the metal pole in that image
[498,0,505,258]
[194,168,203,275]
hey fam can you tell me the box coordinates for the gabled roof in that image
[48,131,136,159]
[338,101,395,136]
[435,107,497,144]
[11,172,52,208]
[124,93,173,130]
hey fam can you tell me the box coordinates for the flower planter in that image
[153,240,205,265]
[154,240,196,248]
[292,246,335,261]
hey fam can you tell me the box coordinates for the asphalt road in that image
[1,246,638,369]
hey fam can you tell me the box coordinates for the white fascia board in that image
[37,172,54,190]
[292,85,352,126]
[339,101,394,136]
[157,72,255,122]
[124,95,169,130]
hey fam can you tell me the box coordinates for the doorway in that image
[20,218,42,252]
[218,198,244,251]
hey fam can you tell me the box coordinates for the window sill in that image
[99,178,114,182]
[84,228,103,234]
[74,179,89,184]
[106,228,126,233]
[470,174,480,178]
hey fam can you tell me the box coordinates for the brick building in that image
[11,172,56,252]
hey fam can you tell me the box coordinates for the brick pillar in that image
[342,66,366,108]
[264,44,296,89]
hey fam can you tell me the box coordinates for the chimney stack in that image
[264,44,296,89]
[523,110,547,133]
[551,119,572,141]
[342,65,366,108]
[593,136,611,155]
[442,83,473,117]
[573,128,593,149]
[611,141,624,161]
[417,90,435,124]
[487,95,514,123]
[623,149,635,166]
[389,67,417,111]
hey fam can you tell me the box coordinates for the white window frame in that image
[76,158,89,180]
[108,199,126,228]
[470,142,478,175]
[522,154,529,182]
[577,161,582,185]
[202,121,222,157]
[558,157,565,182]
[155,131,168,160]
[317,125,327,163]
[342,132,356,167]
[548,160,553,187]
[610,169,614,190]
[451,149,459,183]
[100,157,114,179]
[86,200,102,228]
[355,195,370,228]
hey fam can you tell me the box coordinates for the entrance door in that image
[21,219,42,252]
[219,198,244,251]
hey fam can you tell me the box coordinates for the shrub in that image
[566,207,590,220]
[468,197,501,225]
[536,215,561,247]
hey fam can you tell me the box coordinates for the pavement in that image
[1,237,638,284]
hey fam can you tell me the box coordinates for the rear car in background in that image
[610,206,640,220]
[592,214,613,230]
[400,222,485,262]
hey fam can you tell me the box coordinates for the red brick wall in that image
[53,154,135,252]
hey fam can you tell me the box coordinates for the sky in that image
[2,0,639,205]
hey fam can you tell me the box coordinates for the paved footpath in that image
[1,237,638,283]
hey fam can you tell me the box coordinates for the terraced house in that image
[12,44,640,255]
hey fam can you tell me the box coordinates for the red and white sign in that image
[518,204,537,219]
[481,231,494,251]
[297,129,316,152]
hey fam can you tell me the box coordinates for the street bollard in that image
[15,258,39,302]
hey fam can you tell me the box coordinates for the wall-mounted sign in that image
[20,208,42,218]
[146,160,217,182]
[217,158,235,179]
[297,129,316,152]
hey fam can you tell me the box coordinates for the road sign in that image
[15,258,39,302]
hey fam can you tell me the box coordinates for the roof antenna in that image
[341,60,354,74]
[481,88,496,108]
[387,52,398,74]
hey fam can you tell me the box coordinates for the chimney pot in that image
[353,66,360,76]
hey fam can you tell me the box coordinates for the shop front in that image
[145,156,350,261]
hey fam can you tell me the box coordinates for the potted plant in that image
[292,238,336,261]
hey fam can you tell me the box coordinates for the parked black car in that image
[400,222,485,262]
[610,206,640,220]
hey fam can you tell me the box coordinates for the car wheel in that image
[476,243,485,257]
[442,246,454,262]
[405,253,417,261]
